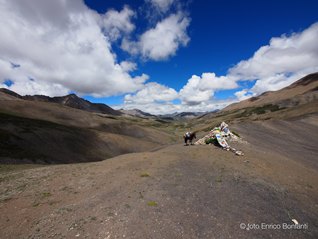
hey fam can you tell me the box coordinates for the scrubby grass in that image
[237,104,284,118]
[215,176,222,183]
[250,104,282,114]
[140,172,150,177]
[41,192,52,198]
[32,202,40,207]
[231,131,240,137]
[147,201,158,206]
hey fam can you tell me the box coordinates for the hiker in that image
[183,132,196,146]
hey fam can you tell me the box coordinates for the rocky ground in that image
[1,116,317,239]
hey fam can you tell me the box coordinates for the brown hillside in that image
[223,72,318,111]
[194,73,318,131]
[0,98,175,164]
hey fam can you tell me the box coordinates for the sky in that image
[0,0,318,114]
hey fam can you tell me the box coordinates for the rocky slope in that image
[0,93,175,164]
[223,72,318,112]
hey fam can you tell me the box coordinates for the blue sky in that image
[84,0,318,110]
[1,0,318,114]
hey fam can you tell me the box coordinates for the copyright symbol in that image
[240,223,246,229]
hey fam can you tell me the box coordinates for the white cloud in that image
[0,0,147,97]
[117,101,178,115]
[124,82,178,104]
[116,97,235,115]
[229,22,318,94]
[179,73,238,105]
[119,61,137,72]
[234,89,254,101]
[178,99,236,114]
[118,73,238,115]
[121,12,190,61]
[198,73,238,91]
[179,75,214,105]
[100,6,135,41]
[119,82,181,114]
[146,0,175,13]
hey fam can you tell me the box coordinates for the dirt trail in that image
[1,136,317,238]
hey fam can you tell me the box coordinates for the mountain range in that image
[0,89,121,116]
[0,88,215,120]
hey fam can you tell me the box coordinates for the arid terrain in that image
[0,73,317,238]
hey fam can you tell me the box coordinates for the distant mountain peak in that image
[0,89,121,116]
[65,93,79,98]
[0,88,22,99]
[120,108,156,118]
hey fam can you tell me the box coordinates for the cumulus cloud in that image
[0,0,147,97]
[179,75,214,105]
[100,6,135,41]
[146,0,175,13]
[124,82,178,105]
[119,82,181,114]
[234,89,254,101]
[118,73,237,114]
[121,12,190,60]
[179,73,238,105]
[229,22,318,94]
[177,99,236,114]
[117,97,235,115]
[116,100,180,115]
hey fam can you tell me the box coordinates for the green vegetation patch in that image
[215,176,223,183]
[205,138,217,144]
[32,202,40,207]
[240,104,284,117]
[140,172,150,177]
[147,201,158,206]
[251,104,281,114]
[41,192,52,198]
